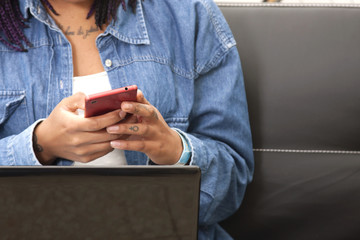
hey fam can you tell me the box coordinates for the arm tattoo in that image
[32,133,44,153]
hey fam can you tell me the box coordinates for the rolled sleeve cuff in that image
[178,131,211,174]
[8,119,44,166]
[173,129,192,165]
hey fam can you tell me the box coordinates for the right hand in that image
[34,92,131,165]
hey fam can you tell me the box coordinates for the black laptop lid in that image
[0,166,200,240]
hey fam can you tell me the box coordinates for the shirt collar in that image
[21,0,49,22]
[20,0,150,45]
[107,0,150,45]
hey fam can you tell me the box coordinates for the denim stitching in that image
[109,55,197,80]
[200,0,236,49]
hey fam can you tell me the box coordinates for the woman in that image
[0,0,254,238]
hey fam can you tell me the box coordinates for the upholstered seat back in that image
[219,3,360,239]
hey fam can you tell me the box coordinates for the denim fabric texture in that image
[0,0,254,238]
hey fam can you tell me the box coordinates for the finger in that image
[136,90,150,104]
[107,123,154,137]
[105,114,137,141]
[121,90,159,120]
[56,139,114,162]
[78,109,123,131]
[119,90,148,114]
[121,102,159,120]
[63,92,87,112]
[110,139,153,154]
[72,144,114,163]
[119,110,127,119]
[69,130,123,147]
[118,111,137,123]
[107,114,138,140]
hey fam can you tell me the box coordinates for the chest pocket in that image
[0,91,30,137]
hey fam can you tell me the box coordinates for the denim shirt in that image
[0,0,254,238]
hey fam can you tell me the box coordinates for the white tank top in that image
[72,71,127,166]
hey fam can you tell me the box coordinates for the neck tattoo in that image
[58,24,100,39]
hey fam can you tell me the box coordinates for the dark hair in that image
[0,0,139,52]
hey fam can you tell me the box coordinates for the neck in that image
[44,0,108,39]
[45,0,95,23]
[46,0,95,14]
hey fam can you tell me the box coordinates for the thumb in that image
[62,92,86,112]
[136,89,150,105]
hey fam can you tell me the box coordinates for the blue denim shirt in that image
[0,0,254,238]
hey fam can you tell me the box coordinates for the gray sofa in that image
[217,3,360,240]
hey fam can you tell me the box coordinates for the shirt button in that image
[105,59,112,67]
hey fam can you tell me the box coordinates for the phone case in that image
[84,85,138,117]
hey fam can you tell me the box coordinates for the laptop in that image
[0,166,200,240]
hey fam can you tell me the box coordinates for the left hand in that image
[106,90,183,165]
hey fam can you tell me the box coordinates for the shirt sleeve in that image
[0,120,43,165]
[186,0,255,226]
[188,46,254,226]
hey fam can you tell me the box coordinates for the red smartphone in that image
[84,85,138,118]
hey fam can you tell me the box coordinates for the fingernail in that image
[107,126,119,133]
[119,110,127,119]
[122,103,131,110]
[110,141,122,148]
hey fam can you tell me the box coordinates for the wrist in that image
[167,129,184,165]
[33,122,56,165]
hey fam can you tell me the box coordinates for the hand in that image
[34,92,127,165]
[106,90,183,165]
